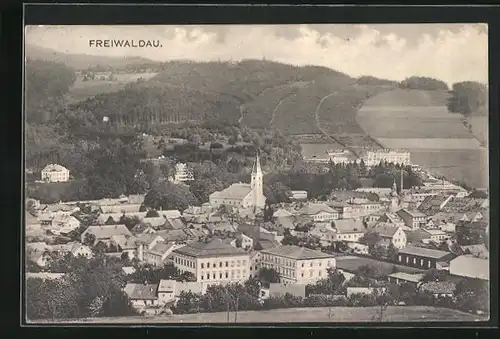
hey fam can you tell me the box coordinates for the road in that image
[314,90,361,159]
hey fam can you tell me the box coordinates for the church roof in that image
[209,183,253,200]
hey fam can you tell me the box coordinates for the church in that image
[209,152,266,210]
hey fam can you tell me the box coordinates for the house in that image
[377,212,406,227]
[136,234,166,261]
[49,215,81,235]
[417,194,453,215]
[158,210,182,219]
[331,219,365,242]
[172,238,251,288]
[396,246,455,269]
[163,218,186,230]
[309,226,337,247]
[387,272,424,287]
[157,279,206,305]
[273,208,294,218]
[122,266,136,275]
[39,204,80,218]
[235,232,254,251]
[346,242,370,255]
[449,255,489,280]
[269,283,306,298]
[396,209,427,230]
[420,281,456,298]
[424,229,450,244]
[110,234,138,259]
[50,242,93,258]
[128,194,145,205]
[41,164,70,183]
[131,224,157,235]
[372,224,407,249]
[205,221,237,235]
[123,283,159,309]
[100,204,143,214]
[260,245,336,285]
[254,239,282,251]
[142,216,167,229]
[81,225,133,245]
[144,242,179,266]
[297,203,339,222]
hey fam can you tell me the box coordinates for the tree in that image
[145,209,160,218]
[359,231,381,250]
[173,291,201,314]
[306,268,346,295]
[448,81,487,115]
[258,268,280,285]
[422,269,448,282]
[144,181,199,211]
[83,233,96,247]
[105,216,116,225]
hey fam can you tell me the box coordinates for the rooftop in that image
[298,203,336,216]
[332,219,365,234]
[388,272,424,283]
[450,255,489,280]
[261,245,334,260]
[173,238,247,258]
[397,209,427,218]
[42,164,68,172]
[398,246,452,259]
[209,183,253,200]
[372,224,400,238]
[123,283,158,300]
[149,242,175,256]
[83,225,133,240]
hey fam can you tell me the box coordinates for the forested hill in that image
[25,44,158,71]
[66,59,356,129]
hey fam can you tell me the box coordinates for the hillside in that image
[25,44,157,71]
[356,88,488,188]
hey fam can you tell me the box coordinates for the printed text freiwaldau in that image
[89,39,162,48]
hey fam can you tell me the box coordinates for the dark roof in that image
[372,224,400,238]
[398,246,453,259]
[173,238,247,258]
[164,218,186,230]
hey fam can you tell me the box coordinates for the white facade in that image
[364,150,411,167]
[171,163,194,183]
[41,164,70,183]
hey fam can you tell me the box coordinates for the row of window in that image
[174,256,195,268]
[200,269,247,280]
[200,259,247,269]
[398,255,432,268]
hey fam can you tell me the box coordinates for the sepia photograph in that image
[23,22,490,324]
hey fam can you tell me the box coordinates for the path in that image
[270,93,297,127]
[314,90,361,159]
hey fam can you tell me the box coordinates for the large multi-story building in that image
[364,150,411,167]
[260,245,336,285]
[171,238,250,288]
[41,164,70,183]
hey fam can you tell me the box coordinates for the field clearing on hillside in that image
[300,143,344,159]
[69,72,158,103]
[30,306,486,324]
[469,116,488,145]
[361,88,450,107]
[357,117,472,139]
[411,149,488,189]
[357,106,457,118]
[377,138,480,150]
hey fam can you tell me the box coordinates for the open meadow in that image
[355,88,487,188]
[30,306,487,324]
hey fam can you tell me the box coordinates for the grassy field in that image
[359,88,451,107]
[468,116,488,146]
[30,306,487,324]
[335,256,425,276]
[377,138,480,150]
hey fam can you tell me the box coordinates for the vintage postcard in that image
[24,23,489,324]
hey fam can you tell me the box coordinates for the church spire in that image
[252,150,262,175]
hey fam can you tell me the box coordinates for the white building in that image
[327,149,354,164]
[171,238,251,289]
[260,245,336,285]
[209,153,266,210]
[364,150,411,167]
[171,163,194,184]
[41,164,70,183]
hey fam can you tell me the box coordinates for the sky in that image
[25,24,488,85]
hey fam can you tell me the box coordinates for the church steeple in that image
[251,150,265,209]
[252,150,262,175]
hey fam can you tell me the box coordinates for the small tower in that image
[251,151,265,209]
[390,177,399,212]
[400,167,404,196]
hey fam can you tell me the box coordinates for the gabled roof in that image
[83,225,133,240]
[209,183,253,200]
[159,210,182,219]
[261,245,334,260]
[164,218,185,230]
[156,229,191,242]
[110,234,138,250]
[372,224,401,238]
[332,219,365,234]
[143,216,167,228]
[388,272,424,283]
[41,164,68,172]
[397,209,426,218]
[298,203,336,215]
[273,209,294,218]
[148,242,175,256]
[398,246,452,259]
[100,204,142,214]
[173,238,247,258]
[136,233,164,245]
[124,283,158,300]
[450,254,489,280]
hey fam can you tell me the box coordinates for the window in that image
[201,275,204,280]
[225,272,229,278]
[420,259,424,266]
[207,262,210,268]
[219,273,223,279]
[301,262,304,268]
[237,260,241,267]
[413,258,416,264]
[243,260,246,266]
[219,262,222,268]
[213,273,216,279]
[225,261,229,267]
[428,260,431,268]
[310,262,313,267]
